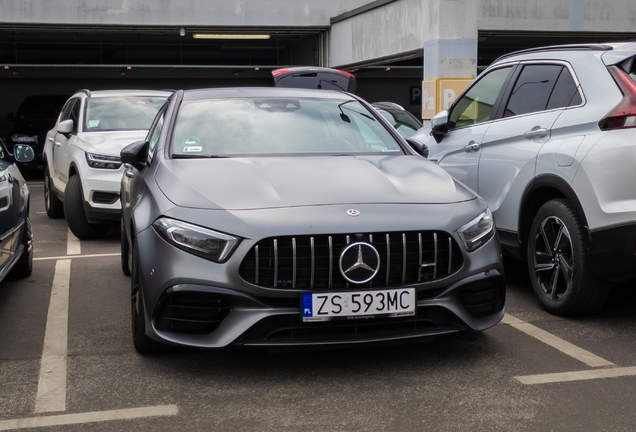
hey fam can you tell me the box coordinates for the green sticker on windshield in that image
[88,120,100,128]
[184,138,199,145]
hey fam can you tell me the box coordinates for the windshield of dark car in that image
[171,97,404,156]
[85,96,167,132]
[15,96,66,121]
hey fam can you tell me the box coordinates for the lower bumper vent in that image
[155,291,232,334]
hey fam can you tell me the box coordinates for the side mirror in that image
[405,138,429,158]
[57,119,74,135]
[430,110,449,143]
[7,112,14,123]
[121,140,149,171]
[13,145,35,163]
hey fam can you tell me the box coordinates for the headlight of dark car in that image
[153,217,239,262]
[10,134,37,143]
[85,152,123,169]
[457,208,495,252]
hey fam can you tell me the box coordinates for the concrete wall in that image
[330,0,425,67]
[331,0,636,68]
[478,0,636,32]
[0,0,373,27]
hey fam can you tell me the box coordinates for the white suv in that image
[420,43,636,316]
[43,89,169,239]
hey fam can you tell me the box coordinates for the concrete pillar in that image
[421,0,478,119]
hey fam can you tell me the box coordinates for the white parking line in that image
[0,405,179,430]
[34,253,120,262]
[35,260,71,413]
[516,366,636,385]
[67,228,81,255]
[502,314,614,368]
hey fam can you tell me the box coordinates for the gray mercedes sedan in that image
[120,87,505,354]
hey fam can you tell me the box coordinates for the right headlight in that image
[10,133,37,144]
[152,217,239,263]
[457,208,495,252]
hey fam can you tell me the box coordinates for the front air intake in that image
[155,291,232,334]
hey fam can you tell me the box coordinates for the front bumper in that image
[589,223,636,282]
[80,160,124,223]
[136,222,505,349]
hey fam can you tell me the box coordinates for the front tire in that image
[43,166,64,219]
[64,175,110,240]
[527,199,609,316]
[11,216,33,278]
[131,241,163,354]
[121,217,131,276]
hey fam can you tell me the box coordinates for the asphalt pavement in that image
[1,178,636,431]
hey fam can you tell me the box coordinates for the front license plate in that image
[301,288,416,322]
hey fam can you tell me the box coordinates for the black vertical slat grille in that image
[155,292,233,334]
[239,231,463,290]
[457,278,506,318]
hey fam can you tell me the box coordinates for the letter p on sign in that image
[443,89,456,109]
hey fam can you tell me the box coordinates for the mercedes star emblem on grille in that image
[339,242,381,284]
[347,209,360,217]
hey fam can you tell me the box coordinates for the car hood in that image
[156,155,476,210]
[76,131,148,156]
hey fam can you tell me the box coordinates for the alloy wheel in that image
[532,216,574,301]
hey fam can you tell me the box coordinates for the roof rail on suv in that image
[495,44,614,62]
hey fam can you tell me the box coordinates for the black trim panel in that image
[588,223,636,282]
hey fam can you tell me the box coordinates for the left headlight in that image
[10,134,37,143]
[85,152,123,170]
[153,217,240,263]
[457,208,495,252]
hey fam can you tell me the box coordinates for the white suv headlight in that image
[457,208,495,252]
[85,152,122,170]
[153,217,239,263]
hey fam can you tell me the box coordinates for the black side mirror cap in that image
[405,138,429,158]
[430,110,449,143]
[121,140,149,171]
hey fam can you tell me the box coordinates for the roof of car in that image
[181,87,356,101]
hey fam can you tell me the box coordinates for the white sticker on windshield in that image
[88,120,100,128]
[183,146,203,153]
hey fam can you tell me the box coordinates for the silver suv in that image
[43,89,169,239]
[423,43,636,316]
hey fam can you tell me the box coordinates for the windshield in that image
[15,95,67,121]
[85,96,167,132]
[171,97,404,157]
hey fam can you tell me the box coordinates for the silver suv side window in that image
[504,64,582,117]
[448,66,512,129]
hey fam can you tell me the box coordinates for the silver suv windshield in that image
[85,96,167,132]
[171,97,404,157]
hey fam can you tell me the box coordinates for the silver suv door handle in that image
[463,141,481,152]
[524,127,548,139]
